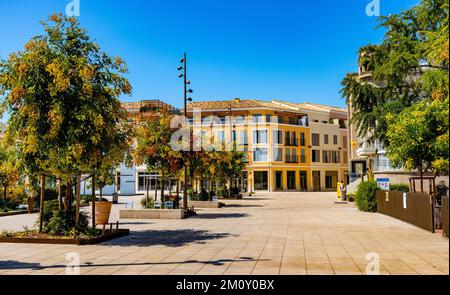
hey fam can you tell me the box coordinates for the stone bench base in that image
[120,209,185,219]
[185,201,223,208]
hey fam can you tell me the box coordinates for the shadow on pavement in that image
[0,260,44,270]
[102,229,236,247]
[193,213,249,219]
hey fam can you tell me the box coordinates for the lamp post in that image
[178,53,193,213]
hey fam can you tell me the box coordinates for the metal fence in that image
[443,196,449,238]
[376,191,434,233]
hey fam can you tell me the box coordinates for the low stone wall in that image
[186,201,222,208]
[120,209,185,219]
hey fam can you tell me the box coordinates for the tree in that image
[386,97,449,192]
[341,0,449,186]
[133,110,185,203]
[0,138,23,201]
[0,14,132,231]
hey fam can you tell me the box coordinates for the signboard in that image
[376,178,390,191]
[403,193,407,209]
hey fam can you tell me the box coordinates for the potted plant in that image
[91,198,112,225]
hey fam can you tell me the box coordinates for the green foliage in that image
[386,97,449,176]
[356,181,380,212]
[140,197,154,209]
[0,13,132,184]
[38,199,91,236]
[0,199,20,212]
[341,0,449,170]
[389,183,410,192]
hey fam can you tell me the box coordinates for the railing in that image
[285,155,299,163]
[285,138,298,146]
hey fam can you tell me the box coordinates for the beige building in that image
[186,99,349,192]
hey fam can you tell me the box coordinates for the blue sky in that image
[0,0,418,121]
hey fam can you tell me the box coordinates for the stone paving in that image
[0,192,448,275]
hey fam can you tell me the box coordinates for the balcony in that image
[285,138,299,147]
[356,144,378,158]
[285,155,299,163]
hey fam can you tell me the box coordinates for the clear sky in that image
[0,0,419,121]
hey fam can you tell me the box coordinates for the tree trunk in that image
[57,178,62,212]
[91,174,96,228]
[75,174,81,227]
[3,184,7,201]
[161,173,165,203]
[420,168,424,193]
[38,175,46,233]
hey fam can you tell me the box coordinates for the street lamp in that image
[178,52,193,213]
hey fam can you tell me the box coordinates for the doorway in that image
[254,171,268,191]
[313,171,321,191]
[275,171,283,191]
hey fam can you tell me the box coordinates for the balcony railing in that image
[285,138,298,147]
[285,155,299,163]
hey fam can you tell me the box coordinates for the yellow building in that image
[186,98,349,192]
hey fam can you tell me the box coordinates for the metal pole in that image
[183,52,189,212]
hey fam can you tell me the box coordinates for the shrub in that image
[389,183,410,192]
[141,197,154,209]
[356,181,380,212]
[0,199,20,212]
[38,199,91,236]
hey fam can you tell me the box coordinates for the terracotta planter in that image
[91,201,112,225]
[27,198,34,214]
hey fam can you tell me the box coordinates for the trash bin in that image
[112,192,119,204]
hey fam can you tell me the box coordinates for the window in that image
[323,150,330,163]
[253,148,268,162]
[287,171,296,190]
[252,114,263,123]
[332,151,340,163]
[324,134,329,144]
[343,150,348,164]
[138,172,159,191]
[273,147,283,162]
[285,131,290,145]
[343,136,348,148]
[253,130,268,144]
[322,120,328,124]
[239,130,248,145]
[265,114,271,123]
[286,148,297,163]
[312,150,320,162]
[289,117,297,125]
[333,135,338,145]
[291,132,297,146]
[300,132,306,146]
[272,130,283,144]
[312,133,320,146]
[254,171,268,190]
[217,131,225,145]
[300,149,306,163]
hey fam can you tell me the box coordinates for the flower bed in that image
[0,228,129,245]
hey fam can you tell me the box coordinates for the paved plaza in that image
[0,192,448,275]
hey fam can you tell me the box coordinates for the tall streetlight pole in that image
[178,53,193,213]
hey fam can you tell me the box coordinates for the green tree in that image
[386,97,449,192]
[0,138,23,201]
[134,110,185,203]
[341,0,449,185]
[0,14,132,230]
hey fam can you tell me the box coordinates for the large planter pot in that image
[91,201,112,225]
[27,198,34,214]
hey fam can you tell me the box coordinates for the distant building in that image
[186,98,349,192]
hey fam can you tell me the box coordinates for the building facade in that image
[186,98,349,193]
